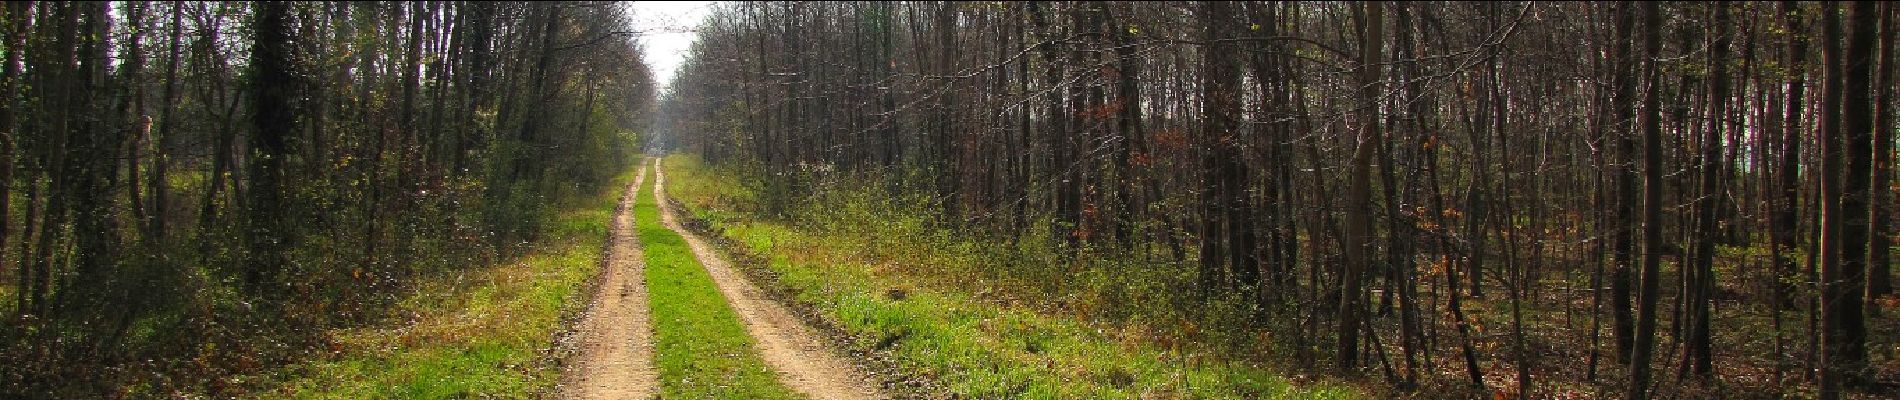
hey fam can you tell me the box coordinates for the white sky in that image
[626,1,716,91]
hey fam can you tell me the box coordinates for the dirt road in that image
[560,164,659,400]
[653,160,885,400]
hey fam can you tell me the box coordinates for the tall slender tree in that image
[246,0,295,296]
[1339,0,1382,374]
[1628,2,1666,398]
[1819,2,1876,397]
[1682,1,1731,379]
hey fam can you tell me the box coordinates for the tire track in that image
[561,163,658,400]
[652,159,884,400]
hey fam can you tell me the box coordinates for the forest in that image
[656,1,1897,399]
[0,1,1896,399]
[0,1,654,397]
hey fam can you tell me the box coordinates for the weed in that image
[243,168,644,399]
[633,165,802,399]
[663,154,1362,399]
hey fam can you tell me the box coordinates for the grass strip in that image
[633,165,802,400]
[250,168,641,399]
[663,155,1361,399]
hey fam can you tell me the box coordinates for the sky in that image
[626,1,716,92]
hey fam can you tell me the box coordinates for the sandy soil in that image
[653,159,886,400]
[560,163,659,400]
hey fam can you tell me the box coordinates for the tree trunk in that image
[120,2,148,243]
[1197,0,1237,296]
[1773,1,1808,315]
[1682,1,1730,380]
[1628,2,1665,398]
[1866,1,1895,312]
[246,0,295,296]
[1610,0,1639,365]
[1108,2,1143,250]
[1820,2,1876,397]
[62,0,119,311]
[1338,1,1381,374]
[148,0,183,242]
[1,0,25,315]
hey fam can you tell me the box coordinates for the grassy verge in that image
[633,165,801,399]
[663,155,1360,399]
[242,168,640,399]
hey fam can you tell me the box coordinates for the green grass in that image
[662,154,1361,399]
[634,164,803,399]
[242,167,641,399]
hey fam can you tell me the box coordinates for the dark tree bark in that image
[516,2,563,183]
[1196,0,1240,297]
[147,0,184,242]
[119,1,149,243]
[28,1,82,319]
[1339,0,1382,374]
[246,0,296,295]
[61,0,119,311]
[1682,0,1730,380]
[1108,2,1143,250]
[1820,2,1876,397]
[1609,0,1639,364]
[1866,0,1895,312]
[1386,4,1425,387]
[198,2,239,230]
[1628,2,1665,398]
[1773,1,1808,314]
[1,0,25,315]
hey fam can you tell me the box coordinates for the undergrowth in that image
[663,154,1361,399]
[238,167,642,399]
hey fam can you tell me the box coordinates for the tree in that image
[1869,0,1896,309]
[1818,2,1875,397]
[1338,0,1382,374]
[1628,2,1665,398]
[1772,0,1807,314]
[1610,0,1640,365]
[245,0,295,296]
[1682,1,1731,379]
[645,2,1900,398]
[1,0,25,316]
